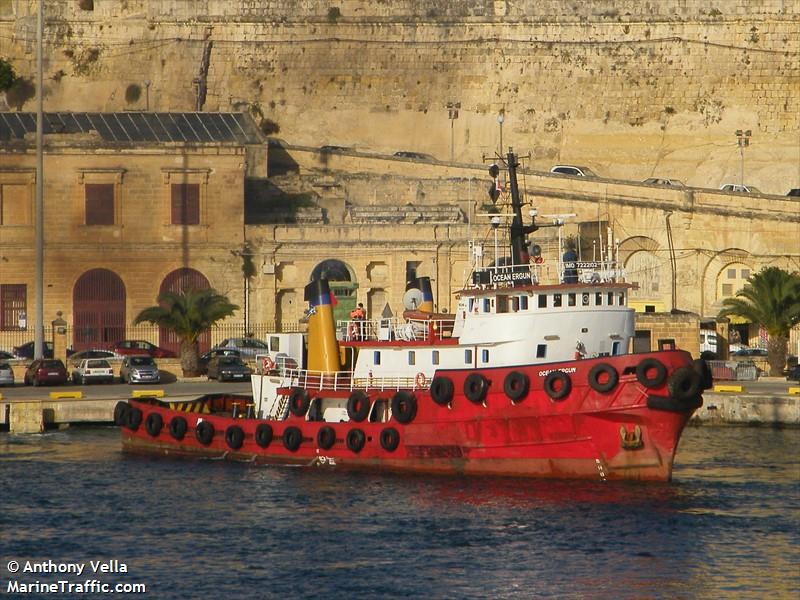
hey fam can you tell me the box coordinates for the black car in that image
[787,365,800,383]
[787,188,800,197]
[206,355,252,382]
[13,341,54,359]
[198,348,242,375]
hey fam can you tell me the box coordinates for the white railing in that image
[279,368,430,392]
[336,317,456,342]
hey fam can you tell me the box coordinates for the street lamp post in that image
[497,111,505,157]
[144,80,151,111]
[735,129,751,187]
[446,102,460,162]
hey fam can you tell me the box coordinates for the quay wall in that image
[0,0,798,194]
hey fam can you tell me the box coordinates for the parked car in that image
[720,183,761,194]
[114,340,176,358]
[206,355,252,382]
[198,348,242,375]
[731,347,768,357]
[0,350,14,360]
[119,355,161,384]
[216,337,270,358]
[393,151,437,161]
[71,358,115,385]
[320,145,351,153]
[13,341,54,360]
[68,349,119,367]
[787,365,800,382]
[643,177,685,187]
[550,165,597,177]
[0,361,14,386]
[788,188,800,197]
[23,359,68,386]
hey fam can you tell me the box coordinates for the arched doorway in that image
[73,269,126,351]
[310,259,358,323]
[159,268,211,355]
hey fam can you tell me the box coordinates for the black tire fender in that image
[288,387,311,417]
[429,376,455,406]
[668,367,702,402]
[380,427,400,452]
[254,423,273,448]
[283,426,302,452]
[169,416,188,441]
[636,358,667,389]
[125,406,143,431]
[145,412,163,437]
[544,371,572,400]
[588,363,619,393]
[195,420,215,446]
[463,373,489,404]
[113,401,130,427]
[225,425,245,450]
[347,428,366,453]
[503,371,530,402]
[693,358,713,390]
[346,390,371,422]
[391,391,417,424]
[317,426,336,450]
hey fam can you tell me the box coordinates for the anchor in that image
[619,425,643,450]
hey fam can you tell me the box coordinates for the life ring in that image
[380,427,400,452]
[347,428,366,453]
[195,420,215,446]
[415,372,427,388]
[544,370,572,400]
[391,391,417,424]
[169,416,188,441]
[317,426,336,450]
[288,387,311,417]
[145,412,163,437]
[636,358,667,389]
[255,423,273,448]
[282,426,302,452]
[125,406,143,431]
[668,367,702,403]
[113,401,130,427]
[503,371,530,402]
[261,356,274,372]
[463,373,489,404]
[346,391,371,423]
[588,363,619,393]
[429,376,454,406]
[693,358,713,390]
[225,425,245,450]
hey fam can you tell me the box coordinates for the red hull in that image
[119,350,705,481]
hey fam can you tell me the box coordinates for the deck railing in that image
[266,368,430,392]
[336,317,455,342]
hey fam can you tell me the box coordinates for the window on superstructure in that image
[483,298,490,312]
[612,341,622,355]
[464,349,473,364]
[408,351,416,366]
[520,296,528,310]
[497,295,508,313]
[608,292,614,306]
[553,294,562,307]
[432,350,439,365]
[270,337,280,351]
[373,351,381,365]
[595,292,603,306]
[538,295,547,308]
[481,349,489,363]
[568,293,576,307]
[511,296,519,312]
[536,344,547,358]
[618,292,626,306]
[468,298,475,312]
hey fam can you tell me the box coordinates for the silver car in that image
[0,361,14,386]
[216,337,269,358]
[120,355,160,384]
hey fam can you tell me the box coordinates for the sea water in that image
[1,426,798,599]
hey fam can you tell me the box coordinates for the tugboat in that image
[118,150,710,481]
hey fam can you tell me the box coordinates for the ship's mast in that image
[505,150,538,266]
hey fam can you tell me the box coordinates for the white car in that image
[644,177,685,187]
[550,165,597,177]
[720,183,760,194]
[72,359,115,385]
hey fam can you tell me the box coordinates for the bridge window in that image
[373,351,381,365]
[612,341,622,355]
[432,350,440,365]
[595,292,603,306]
[553,294,562,307]
[497,295,509,313]
[536,344,547,358]
[538,295,547,308]
[511,296,519,312]
[481,349,490,363]
[568,293,576,307]
[468,298,475,312]
[608,292,614,306]
[408,351,416,366]
[483,298,491,312]
[520,296,529,310]
[618,292,626,306]
[464,349,473,364]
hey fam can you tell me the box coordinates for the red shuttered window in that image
[0,284,27,330]
[171,183,200,225]
[85,183,115,225]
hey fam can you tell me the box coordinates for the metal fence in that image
[708,360,761,381]
[0,322,305,354]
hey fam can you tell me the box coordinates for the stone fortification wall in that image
[1,1,798,193]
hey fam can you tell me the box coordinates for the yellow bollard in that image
[788,387,800,396]
[49,391,83,399]
[713,384,743,393]
[132,389,164,398]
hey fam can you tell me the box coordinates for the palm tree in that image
[718,267,800,376]
[134,288,239,376]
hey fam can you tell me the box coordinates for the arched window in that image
[73,269,126,351]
